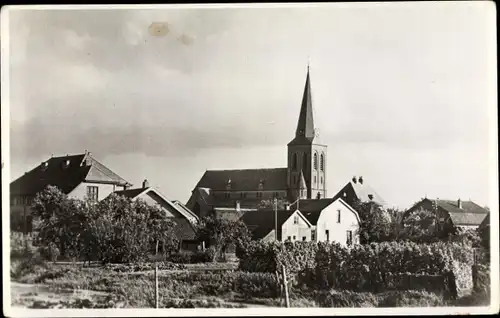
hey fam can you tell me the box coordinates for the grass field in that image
[10,259,490,309]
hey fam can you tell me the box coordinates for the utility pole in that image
[155,240,159,309]
[274,198,278,241]
[282,265,290,308]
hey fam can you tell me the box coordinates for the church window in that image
[225,192,230,198]
[313,153,318,170]
[320,177,323,184]
[302,153,308,171]
[292,153,297,170]
[317,192,321,199]
[257,192,262,198]
[241,192,247,198]
[314,176,316,184]
[320,153,324,171]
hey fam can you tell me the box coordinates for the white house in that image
[240,208,313,242]
[297,197,361,246]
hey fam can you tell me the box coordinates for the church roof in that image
[10,152,131,196]
[195,168,288,191]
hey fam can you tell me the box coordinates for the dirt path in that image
[10,282,109,308]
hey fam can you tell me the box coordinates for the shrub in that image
[376,290,445,307]
[10,233,37,259]
[168,249,215,264]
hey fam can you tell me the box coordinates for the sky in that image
[3,2,497,209]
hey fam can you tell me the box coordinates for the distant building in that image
[186,67,328,218]
[10,151,131,232]
[331,176,387,208]
[240,209,313,242]
[404,198,489,231]
[296,197,361,246]
[111,179,200,251]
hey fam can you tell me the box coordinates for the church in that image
[186,66,330,218]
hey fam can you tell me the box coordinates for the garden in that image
[9,186,491,309]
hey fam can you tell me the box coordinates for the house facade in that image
[186,67,328,218]
[404,198,489,233]
[239,209,313,242]
[9,151,132,232]
[298,198,361,246]
[111,180,200,251]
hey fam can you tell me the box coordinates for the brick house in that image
[404,198,489,234]
[9,151,131,232]
[111,179,200,251]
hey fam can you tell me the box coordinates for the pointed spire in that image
[295,65,315,140]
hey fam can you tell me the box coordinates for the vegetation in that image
[30,186,178,264]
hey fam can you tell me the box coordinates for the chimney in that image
[358,176,363,184]
[352,176,357,184]
[286,204,290,211]
[142,179,149,188]
[458,198,462,209]
[236,200,241,211]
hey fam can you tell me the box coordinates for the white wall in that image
[315,199,360,246]
[281,210,312,242]
[68,182,119,201]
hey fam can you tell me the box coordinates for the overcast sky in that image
[4,2,497,209]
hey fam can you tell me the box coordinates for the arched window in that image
[320,153,324,171]
[302,153,308,171]
[313,153,318,170]
[292,153,297,170]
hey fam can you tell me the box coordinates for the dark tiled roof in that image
[436,200,488,215]
[114,188,147,199]
[171,217,197,240]
[449,212,488,226]
[195,168,288,191]
[332,181,387,206]
[240,209,295,240]
[479,213,490,229]
[292,198,334,224]
[10,153,130,196]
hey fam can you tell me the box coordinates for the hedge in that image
[239,240,474,295]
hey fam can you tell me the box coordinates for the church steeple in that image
[295,66,315,140]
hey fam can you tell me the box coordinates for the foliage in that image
[10,232,37,260]
[30,186,179,264]
[195,215,251,262]
[400,208,441,243]
[448,227,481,247]
[258,198,289,210]
[168,248,216,264]
[39,242,60,263]
[351,200,395,243]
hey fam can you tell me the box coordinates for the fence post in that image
[282,265,290,308]
[155,240,159,309]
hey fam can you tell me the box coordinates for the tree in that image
[195,215,251,262]
[258,198,289,210]
[400,208,438,243]
[352,199,393,244]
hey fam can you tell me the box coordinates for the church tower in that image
[287,66,328,200]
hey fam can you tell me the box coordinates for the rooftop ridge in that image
[205,167,287,172]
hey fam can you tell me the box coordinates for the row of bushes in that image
[238,240,474,295]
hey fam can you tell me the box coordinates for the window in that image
[313,153,318,170]
[314,176,316,184]
[316,192,321,199]
[287,236,291,241]
[346,230,353,246]
[320,177,323,184]
[224,192,230,198]
[320,153,324,171]
[257,192,262,198]
[337,210,341,223]
[274,192,279,198]
[293,235,296,241]
[311,230,316,241]
[292,153,298,170]
[240,192,247,198]
[87,186,99,201]
[325,230,330,242]
[302,153,308,171]
[293,215,299,224]
[302,236,307,241]
[293,175,297,185]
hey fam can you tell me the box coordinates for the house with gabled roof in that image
[110,179,200,251]
[331,176,387,208]
[186,66,328,218]
[10,151,132,232]
[404,198,489,232]
[293,197,361,246]
[239,208,313,242]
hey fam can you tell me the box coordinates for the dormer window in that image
[258,179,264,190]
[41,161,49,171]
[62,159,70,169]
[226,179,232,190]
